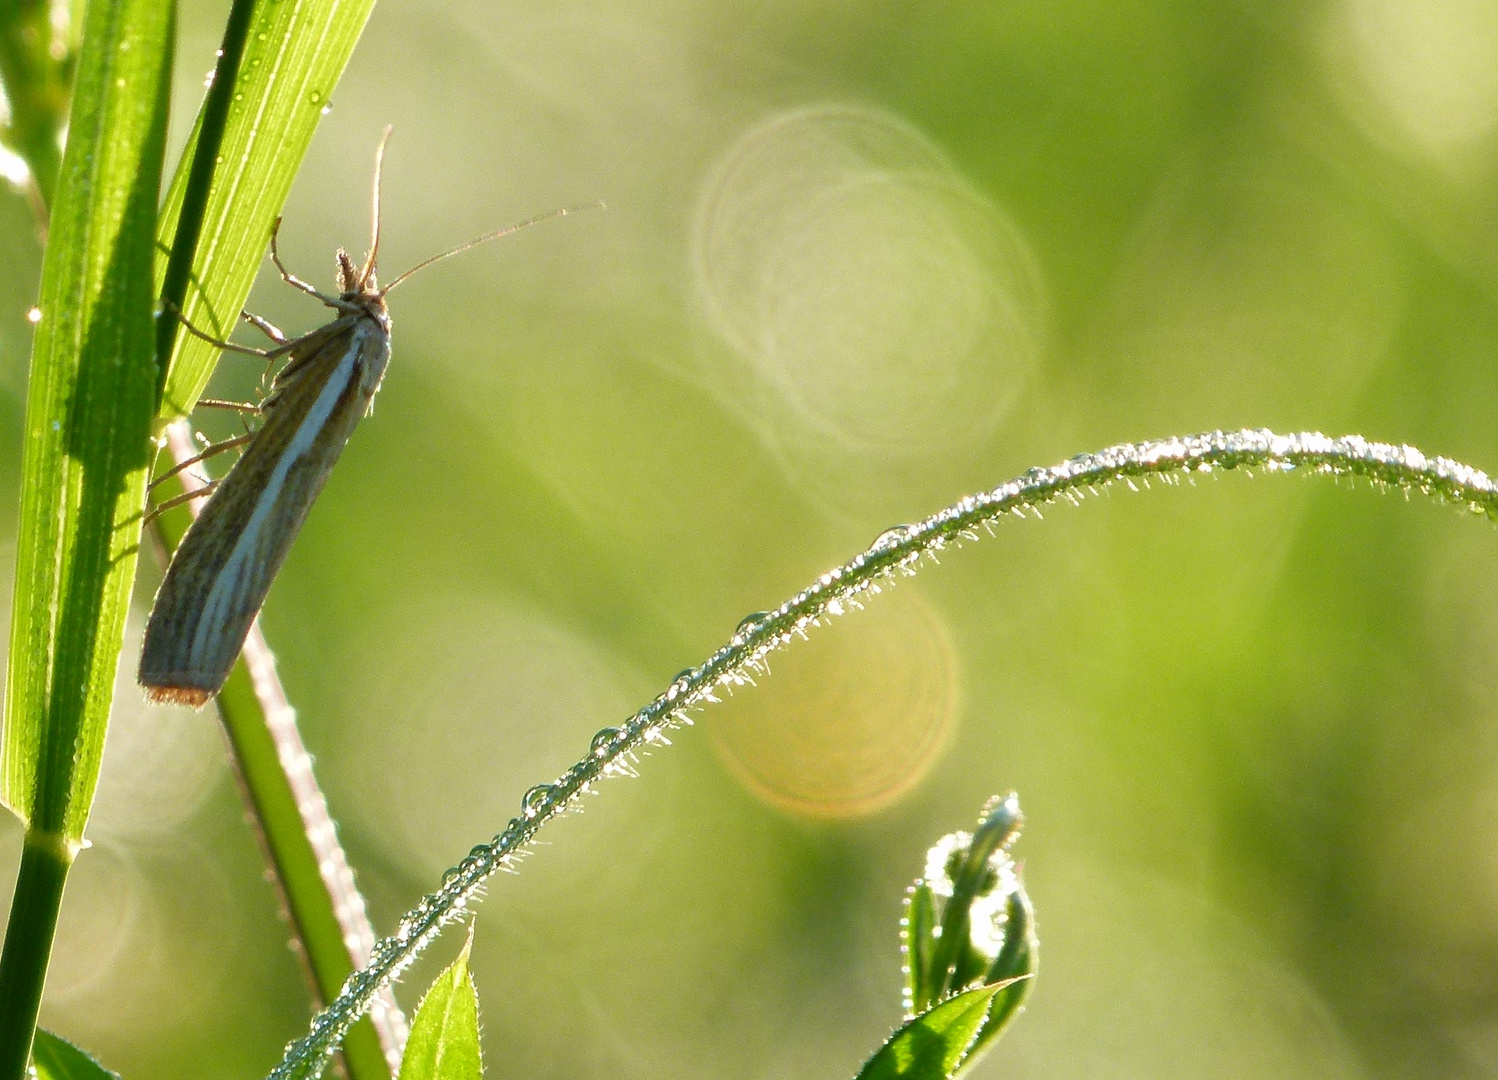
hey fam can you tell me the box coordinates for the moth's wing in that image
[139,320,376,705]
[258,316,358,407]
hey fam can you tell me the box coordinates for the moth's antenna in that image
[380,201,604,296]
[361,126,396,289]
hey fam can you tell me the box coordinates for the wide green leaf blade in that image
[1,0,173,842]
[153,0,377,422]
[31,1030,118,1080]
[397,934,483,1080]
[854,981,1015,1080]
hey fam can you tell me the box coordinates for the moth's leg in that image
[241,309,288,345]
[164,301,288,359]
[149,432,254,492]
[196,398,264,441]
[270,217,343,306]
[196,398,261,415]
[145,480,222,525]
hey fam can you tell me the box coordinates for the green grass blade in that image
[397,934,482,1080]
[0,0,172,1073]
[31,1030,118,1080]
[153,0,377,422]
[1,0,172,846]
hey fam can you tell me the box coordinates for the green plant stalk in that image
[151,0,255,402]
[269,428,1498,1080]
[216,660,395,1080]
[0,0,172,1069]
[0,0,75,210]
[0,834,70,1080]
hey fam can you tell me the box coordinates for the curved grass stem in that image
[267,428,1498,1080]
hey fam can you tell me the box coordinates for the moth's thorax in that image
[350,306,392,398]
[339,287,390,330]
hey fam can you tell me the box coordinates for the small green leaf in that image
[397,932,483,1080]
[966,889,1038,1066]
[903,881,936,1014]
[31,1029,118,1080]
[855,981,1018,1080]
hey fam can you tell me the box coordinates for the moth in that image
[140,131,588,706]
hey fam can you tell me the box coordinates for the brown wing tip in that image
[140,683,215,708]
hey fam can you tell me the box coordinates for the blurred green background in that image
[5,0,1498,1076]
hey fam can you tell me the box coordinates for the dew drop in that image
[590,727,620,756]
[320,104,332,115]
[520,784,552,819]
[26,307,40,324]
[674,667,694,684]
[737,611,768,632]
[309,90,322,104]
[873,525,910,550]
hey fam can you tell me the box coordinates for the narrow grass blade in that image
[30,1030,118,1080]
[0,0,172,1073]
[397,932,483,1080]
[153,0,378,422]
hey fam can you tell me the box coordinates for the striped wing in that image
[139,314,387,705]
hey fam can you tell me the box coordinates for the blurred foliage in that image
[2,0,1498,1078]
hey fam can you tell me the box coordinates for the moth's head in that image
[334,247,387,321]
[336,249,362,294]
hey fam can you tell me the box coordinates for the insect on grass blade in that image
[139,129,597,705]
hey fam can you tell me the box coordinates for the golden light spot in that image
[709,586,958,819]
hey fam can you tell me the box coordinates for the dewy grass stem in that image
[269,429,1498,1080]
